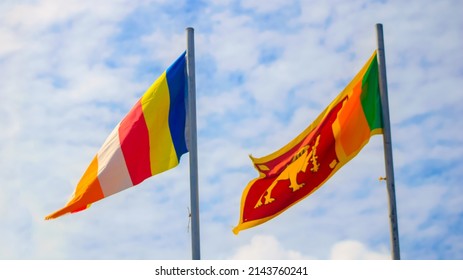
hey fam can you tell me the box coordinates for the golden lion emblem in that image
[254,135,321,208]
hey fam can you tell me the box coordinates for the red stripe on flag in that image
[119,100,152,185]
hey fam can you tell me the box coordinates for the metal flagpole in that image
[186,27,201,260]
[376,23,401,260]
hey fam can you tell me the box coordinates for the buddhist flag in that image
[233,51,382,234]
[46,53,188,220]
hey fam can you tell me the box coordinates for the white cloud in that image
[298,1,332,25]
[330,240,390,260]
[205,11,260,72]
[3,0,134,31]
[0,28,24,56]
[0,0,462,260]
[240,0,297,14]
[230,235,389,260]
[230,235,313,260]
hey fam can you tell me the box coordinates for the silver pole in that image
[376,23,401,260]
[186,27,201,260]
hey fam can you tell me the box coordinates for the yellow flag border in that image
[234,51,380,234]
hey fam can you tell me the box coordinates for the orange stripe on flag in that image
[335,81,372,160]
[45,156,104,219]
[233,51,382,234]
[45,53,188,220]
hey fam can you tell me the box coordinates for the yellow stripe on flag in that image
[140,72,179,176]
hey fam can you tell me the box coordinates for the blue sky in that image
[0,0,462,260]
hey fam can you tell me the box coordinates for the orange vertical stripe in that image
[45,156,105,219]
[335,81,372,161]
[234,51,380,234]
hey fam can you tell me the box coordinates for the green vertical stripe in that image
[360,56,383,131]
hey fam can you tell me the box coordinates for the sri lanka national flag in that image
[46,53,188,220]
[233,51,382,234]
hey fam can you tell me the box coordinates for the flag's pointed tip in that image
[248,154,256,161]
[232,223,243,235]
[44,213,56,220]
[44,215,53,221]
